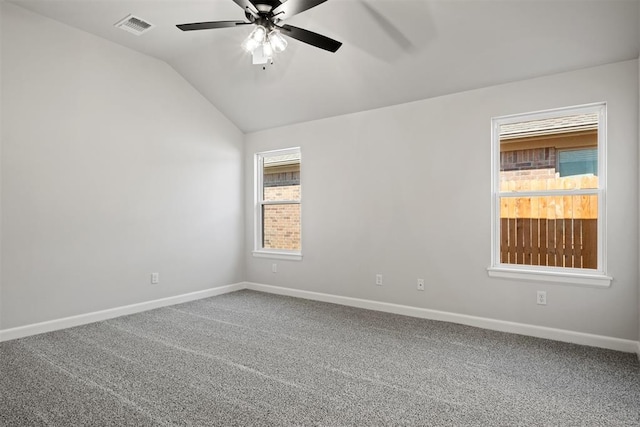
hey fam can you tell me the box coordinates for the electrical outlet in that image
[417,278,425,291]
[375,274,383,286]
[272,263,278,273]
[537,290,547,305]
[151,272,159,285]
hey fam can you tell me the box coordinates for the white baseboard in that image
[244,282,640,355]
[0,283,245,342]
[4,281,639,357]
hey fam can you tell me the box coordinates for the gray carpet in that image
[1,290,639,426]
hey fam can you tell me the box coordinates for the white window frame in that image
[487,103,611,287]
[253,147,302,261]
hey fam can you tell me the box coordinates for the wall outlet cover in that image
[537,290,547,305]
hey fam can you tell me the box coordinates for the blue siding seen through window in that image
[558,149,597,177]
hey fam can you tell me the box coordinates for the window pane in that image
[499,113,598,191]
[262,204,301,250]
[558,149,597,177]
[499,195,597,269]
[263,154,300,201]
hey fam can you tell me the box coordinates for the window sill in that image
[487,267,612,287]
[252,250,303,261]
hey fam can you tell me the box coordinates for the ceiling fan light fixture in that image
[242,25,270,53]
[249,25,267,43]
[241,37,261,53]
[268,30,288,53]
[262,40,274,57]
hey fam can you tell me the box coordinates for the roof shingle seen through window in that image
[500,113,598,139]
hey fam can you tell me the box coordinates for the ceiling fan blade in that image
[231,0,259,15]
[279,24,342,52]
[273,0,329,19]
[176,21,251,31]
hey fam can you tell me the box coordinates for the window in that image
[488,103,611,286]
[254,148,302,260]
[558,148,597,177]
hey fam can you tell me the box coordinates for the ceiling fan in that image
[177,0,342,64]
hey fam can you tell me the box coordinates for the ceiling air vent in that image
[114,14,155,36]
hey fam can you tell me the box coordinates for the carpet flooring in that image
[1,289,639,426]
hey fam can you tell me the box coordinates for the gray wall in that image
[0,4,244,329]
[245,60,639,341]
[0,0,3,331]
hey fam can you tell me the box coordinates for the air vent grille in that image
[114,14,155,36]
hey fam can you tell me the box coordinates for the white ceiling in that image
[9,0,640,133]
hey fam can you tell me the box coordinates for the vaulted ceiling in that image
[8,0,640,133]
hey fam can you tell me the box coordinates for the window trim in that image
[253,147,302,261]
[488,103,611,287]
